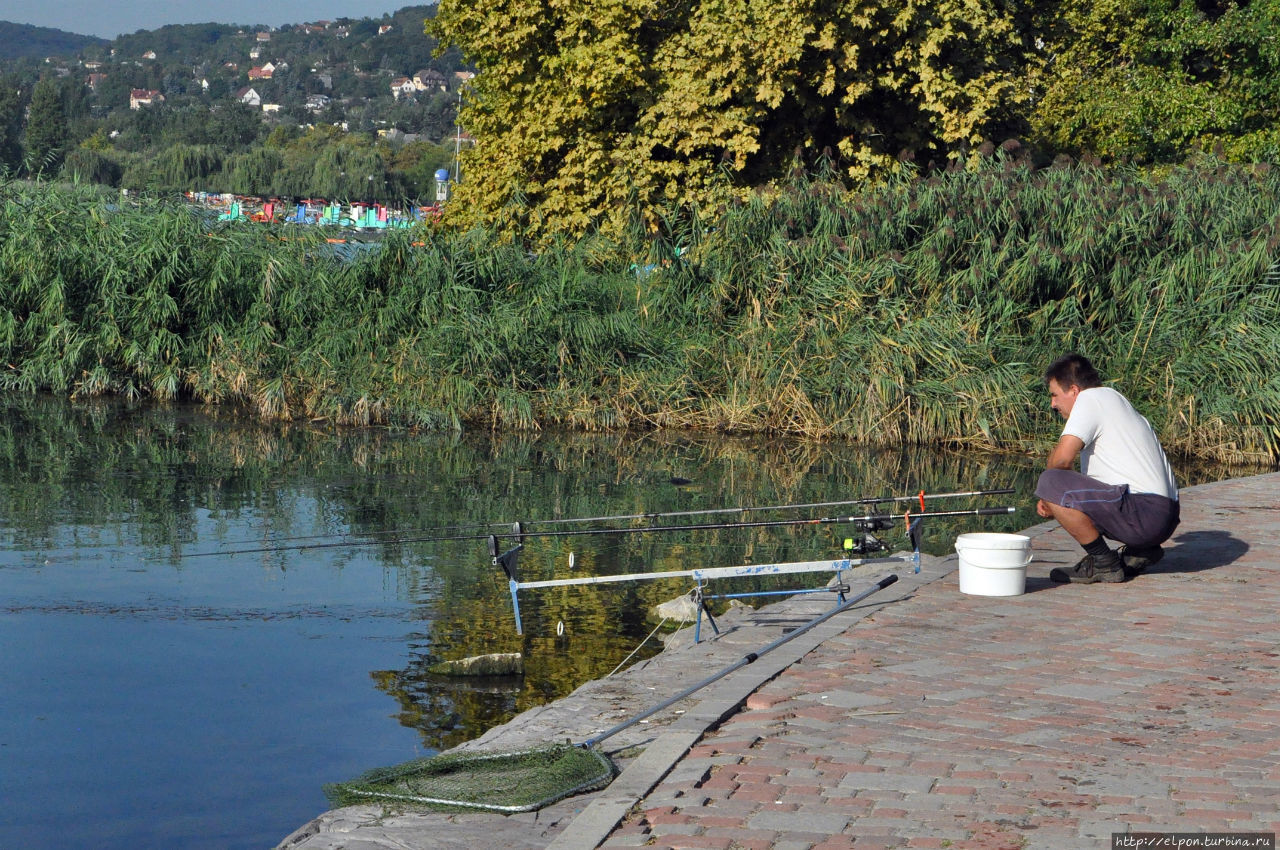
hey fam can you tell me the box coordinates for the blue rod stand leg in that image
[491,535,524,634]
[510,578,523,635]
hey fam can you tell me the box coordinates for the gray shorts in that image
[1035,469,1180,547]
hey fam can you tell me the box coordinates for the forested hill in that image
[0,21,106,59]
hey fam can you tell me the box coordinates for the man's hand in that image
[1036,499,1053,519]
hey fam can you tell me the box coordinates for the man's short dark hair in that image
[1044,353,1102,390]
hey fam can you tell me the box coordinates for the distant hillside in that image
[0,21,107,59]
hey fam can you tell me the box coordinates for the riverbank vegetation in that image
[2,154,1277,463]
[429,0,1280,240]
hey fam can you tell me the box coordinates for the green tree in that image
[1031,0,1280,162]
[0,73,28,173]
[387,138,453,200]
[428,0,1039,239]
[207,101,266,151]
[309,142,389,201]
[151,143,224,191]
[24,77,69,174]
[61,147,123,185]
[220,147,286,195]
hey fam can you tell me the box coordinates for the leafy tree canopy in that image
[1031,0,1280,162]
[428,0,1040,239]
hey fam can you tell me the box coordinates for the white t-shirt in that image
[1063,387,1178,500]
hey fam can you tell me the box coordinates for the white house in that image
[390,76,417,99]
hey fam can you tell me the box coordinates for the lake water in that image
[0,395,1260,848]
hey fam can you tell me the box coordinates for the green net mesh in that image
[324,744,616,813]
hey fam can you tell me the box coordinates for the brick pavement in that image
[601,472,1280,850]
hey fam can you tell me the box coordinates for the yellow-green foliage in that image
[428,0,1037,240]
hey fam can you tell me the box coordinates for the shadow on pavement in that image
[1021,528,1248,592]
[1151,529,1250,574]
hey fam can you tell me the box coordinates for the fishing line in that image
[173,489,1016,560]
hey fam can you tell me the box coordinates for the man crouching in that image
[1035,354,1181,583]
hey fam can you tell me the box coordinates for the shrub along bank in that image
[1,157,1277,464]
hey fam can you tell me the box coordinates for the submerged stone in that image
[428,652,525,677]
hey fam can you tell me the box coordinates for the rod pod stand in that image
[579,573,900,750]
[491,530,528,634]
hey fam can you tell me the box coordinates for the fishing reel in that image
[841,528,889,556]
[840,506,896,556]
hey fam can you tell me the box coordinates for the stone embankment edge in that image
[544,546,984,850]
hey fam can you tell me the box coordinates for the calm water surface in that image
[0,395,1261,848]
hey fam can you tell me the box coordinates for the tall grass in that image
[1,158,1277,464]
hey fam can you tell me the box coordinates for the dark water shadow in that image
[1148,529,1250,574]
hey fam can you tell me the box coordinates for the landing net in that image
[326,574,899,815]
[324,744,615,813]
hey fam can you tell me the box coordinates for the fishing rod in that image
[490,505,1018,545]
[188,519,509,552]
[211,487,1015,551]
[484,487,1015,529]
[179,504,1015,560]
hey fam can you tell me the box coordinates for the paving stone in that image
[746,810,851,834]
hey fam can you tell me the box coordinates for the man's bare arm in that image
[1046,434,1084,471]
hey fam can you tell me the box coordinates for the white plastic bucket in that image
[955,532,1032,597]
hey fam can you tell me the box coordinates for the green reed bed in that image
[1,159,1277,463]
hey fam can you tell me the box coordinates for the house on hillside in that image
[378,24,393,35]
[256,31,272,42]
[236,87,262,107]
[141,50,157,60]
[413,69,448,92]
[306,94,332,111]
[87,73,108,90]
[248,65,273,80]
[390,77,417,99]
[130,89,164,109]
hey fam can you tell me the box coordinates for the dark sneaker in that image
[1119,544,1163,578]
[1049,551,1125,584]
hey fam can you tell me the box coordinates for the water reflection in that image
[0,394,1268,849]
